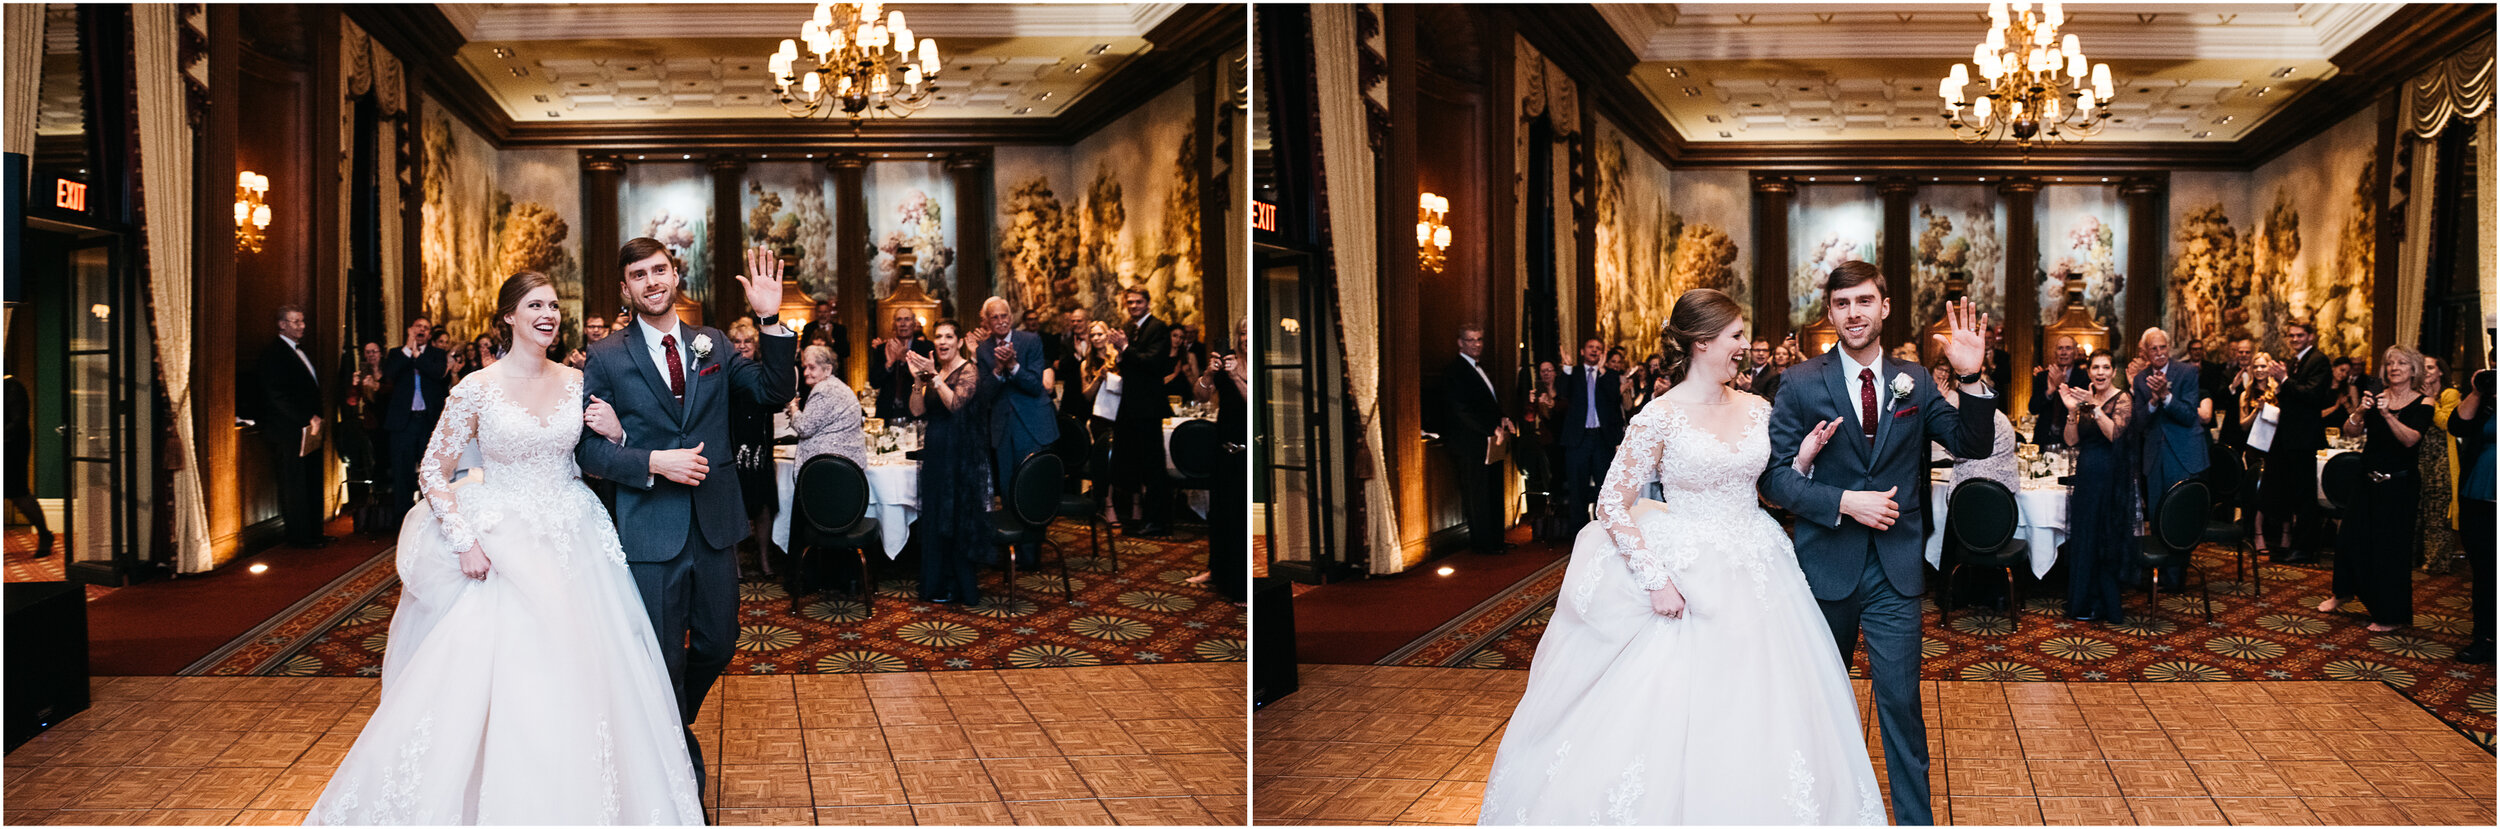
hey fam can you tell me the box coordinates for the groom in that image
[1758,261,1996,826]
[577,238,796,789]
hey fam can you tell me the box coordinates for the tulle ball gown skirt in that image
[306,484,703,825]
[1477,502,1884,825]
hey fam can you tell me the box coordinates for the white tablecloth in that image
[2316,449,2348,505]
[770,448,920,558]
[1923,477,2071,578]
[1162,418,1211,518]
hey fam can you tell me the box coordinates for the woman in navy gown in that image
[2061,351,2132,623]
[907,320,994,606]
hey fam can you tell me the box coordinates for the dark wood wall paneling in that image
[1410,6,1494,547]
[227,21,322,542]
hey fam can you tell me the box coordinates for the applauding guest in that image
[908,320,994,606]
[2321,346,2433,632]
[2062,351,2133,623]
[867,307,935,423]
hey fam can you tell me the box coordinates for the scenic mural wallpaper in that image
[418,96,583,344]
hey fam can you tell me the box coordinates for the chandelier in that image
[1939,1,2113,152]
[234,170,270,254]
[769,2,941,130]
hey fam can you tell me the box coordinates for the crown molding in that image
[2237,2,2493,168]
[453,2,1169,43]
[1673,139,2244,172]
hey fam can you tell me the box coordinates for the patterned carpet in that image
[203,523,1244,677]
[3,527,116,601]
[1409,541,2497,749]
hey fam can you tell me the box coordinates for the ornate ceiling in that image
[1601,3,2404,143]
[439,3,1182,122]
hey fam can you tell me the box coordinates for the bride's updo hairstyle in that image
[493,270,557,349]
[1656,288,1744,389]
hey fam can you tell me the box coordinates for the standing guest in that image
[725,319,779,577]
[2420,355,2461,569]
[1635,354,1667,409]
[337,342,386,534]
[1985,322,2014,394]
[1743,339,1774,392]
[610,310,633,339]
[257,305,331,548]
[1755,342,1792,403]
[1439,323,1514,554]
[2325,356,2363,427]
[2062,350,2133,622]
[1108,288,1175,536]
[1053,311,1095,422]
[976,296,1059,567]
[800,297,850,371]
[2031,335,2090,448]
[2209,334,2256,451]
[4,376,54,557]
[1185,319,1250,601]
[1556,337,1625,531]
[1079,321,1120,514]
[472,334,501,372]
[866,306,934,423]
[2265,319,2333,563]
[906,320,992,605]
[2452,352,2493,663]
[2239,352,2288,555]
[2130,327,2205,589]
[1164,324,1207,403]
[381,316,449,529]
[1518,359,1563,540]
[582,312,611,346]
[1048,301,1089,365]
[791,344,867,469]
[2320,346,2431,632]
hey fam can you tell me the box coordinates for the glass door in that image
[61,238,142,585]
[1258,245,1355,582]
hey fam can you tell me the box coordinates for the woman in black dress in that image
[907,320,993,606]
[2060,351,2132,622]
[2319,346,2432,632]
[1186,318,1249,603]
[725,318,779,576]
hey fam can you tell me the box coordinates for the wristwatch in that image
[1955,370,1985,385]
[756,312,780,328]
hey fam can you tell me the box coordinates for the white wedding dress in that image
[308,365,702,825]
[1478,397,1883,825]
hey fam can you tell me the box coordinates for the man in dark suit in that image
[1555,336,1625,531]
[1441,323,1513,554]
[1743,339,1774,391]
[865,306,934,422]
[976,296,1060,563]
[800,297,849,369]
[577,239,796,790]
[1109,287,1175,535]
[379,314,449,532]
[256,305,331,548]
[2267,319,2333,563]
[2208,334,2255,452]
[2030,335,2091,448]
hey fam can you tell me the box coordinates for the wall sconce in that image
[1415,192,1450,273]
[234,171,271,253]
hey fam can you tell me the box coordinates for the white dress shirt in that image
[1838,348,1892,435]
[638,317,699,400]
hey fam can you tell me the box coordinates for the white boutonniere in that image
[692,334,714,360]
[1890,373,1915,404]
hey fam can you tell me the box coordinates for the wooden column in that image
[2001,177,2041,418]
[2121,177,2167,345]
[707,154,747,328]
[1378,2,1427,565]
[200,3,243,558]
[946,154,991,312]
[1880,176,1917,344]
[831,155,870,386]
[1753,176,1795,342]
[1194,62,1228,335]
[580,156,623,319]
[2370,89,2402,355]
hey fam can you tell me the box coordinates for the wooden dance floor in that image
[1253,664,2496,825]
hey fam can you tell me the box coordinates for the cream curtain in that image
[2397,137,2438,351]
[2481,115,2495,340]
[2,4,42,157]
[133,5,214,574]
[1312,4,1403,575]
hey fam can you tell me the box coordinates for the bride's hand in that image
[1793,417,1844,474]
[584,394,624,442]
[1649,583,1686,619]
[458,545,492,580]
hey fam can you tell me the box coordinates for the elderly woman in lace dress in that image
[790,344,868,468]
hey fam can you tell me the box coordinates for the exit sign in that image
[53,179,85,212]
[1251,200,1277,232]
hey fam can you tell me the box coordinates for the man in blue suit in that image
[2132,326,2207,588]
[977,296,1059,565]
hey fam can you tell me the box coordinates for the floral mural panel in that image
[742,161,839,304]
[2246,104,2379,360]
[1592,121,1745,359]
[418,93,496,344]
[1673,168,1752,328]
[2037,185,2130,338]
[1066,79,1204,333]
[1910,186,2006,331]
[619,162,713,311]
[2164,171,2253,348]
[1787,185,1883,330]
[495,149,583,337]
[993,146,1078,323]
[864,161,958,317]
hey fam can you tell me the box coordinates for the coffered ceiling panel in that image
[444,3,1177,122]
[1605,3,2404,143]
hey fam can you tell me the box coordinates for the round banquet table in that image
[1163,417,1212,518]
[770,447,920,558]
[1923,475,2071,578]
[2315,448,2348,506]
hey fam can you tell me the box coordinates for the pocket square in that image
[1894,405,1919,418]
[698,364,723,377]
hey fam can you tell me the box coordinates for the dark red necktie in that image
[1859,367,1879,443]
[662,334,686,399]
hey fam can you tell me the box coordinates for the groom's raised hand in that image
[737,245,786,319]
[1942,297,1991,379]
[1839,486,1900,530]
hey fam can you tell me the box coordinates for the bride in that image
[1478,288,1880,825]
[308,273,702,825]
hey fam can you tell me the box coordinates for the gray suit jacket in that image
[977,329,1060,448]
[1758,350,1997,600]
[575,320,796,560]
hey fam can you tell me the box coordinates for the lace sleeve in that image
[419,379,482,553]
[1597,409,1674,591]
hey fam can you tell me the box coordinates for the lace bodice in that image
[1595,396,1773,591]
[418,365,608,561]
